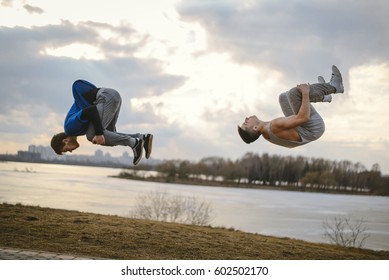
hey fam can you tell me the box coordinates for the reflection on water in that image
[1,162,388,251]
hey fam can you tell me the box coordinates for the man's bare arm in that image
[272,83,311,130]
[295,83,311,124]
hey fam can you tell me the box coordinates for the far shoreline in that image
[112,170,381,197]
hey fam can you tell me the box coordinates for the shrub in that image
[323,216,370,248]
[130,189,214,226]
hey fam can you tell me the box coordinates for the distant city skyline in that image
[6,143,139,166]
[26,144,130,161]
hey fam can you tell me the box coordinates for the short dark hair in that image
[237,125,261,144]
[50,132,67,155]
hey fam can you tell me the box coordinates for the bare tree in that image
[183,196,213,225]
[130,189,214,226]
[323,216,370,248]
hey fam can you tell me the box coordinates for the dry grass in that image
[1,203,388,260]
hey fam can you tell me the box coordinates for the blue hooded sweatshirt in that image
[64,80,97,136]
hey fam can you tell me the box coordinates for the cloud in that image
[1,0,12,7]
[178,0,389,83]
[23,4,44,14]
[0,20,184,104]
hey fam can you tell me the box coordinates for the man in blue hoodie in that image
[50,80,153,165]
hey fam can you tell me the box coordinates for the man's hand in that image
[297,83,310,95]
[92,135,105,145]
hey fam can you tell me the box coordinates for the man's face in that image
[62,137,80,153]
[241,115,259,131]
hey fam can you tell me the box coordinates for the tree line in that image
[130,152,388,195]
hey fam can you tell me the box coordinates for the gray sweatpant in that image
[279,83,335,142]
[86,88,140,147]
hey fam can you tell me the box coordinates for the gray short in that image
[86,88,140,147]
[279,83,335,143]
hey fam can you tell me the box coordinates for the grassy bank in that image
[1,203,388,260]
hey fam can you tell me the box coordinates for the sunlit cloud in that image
[323,63,389,143]
[40,43,105,60]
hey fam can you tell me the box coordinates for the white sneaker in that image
[329,65,344,93]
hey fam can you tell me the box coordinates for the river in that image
[1,162,388,251]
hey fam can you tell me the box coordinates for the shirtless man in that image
[238,65,344,148]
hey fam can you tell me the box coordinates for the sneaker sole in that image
[332,65,344,93]
[133,140,144,165]
[145,134,153,159]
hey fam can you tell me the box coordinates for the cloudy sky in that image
[1,0,389,174]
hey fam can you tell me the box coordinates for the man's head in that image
[237,115,262,144]
[50,133,80,155]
